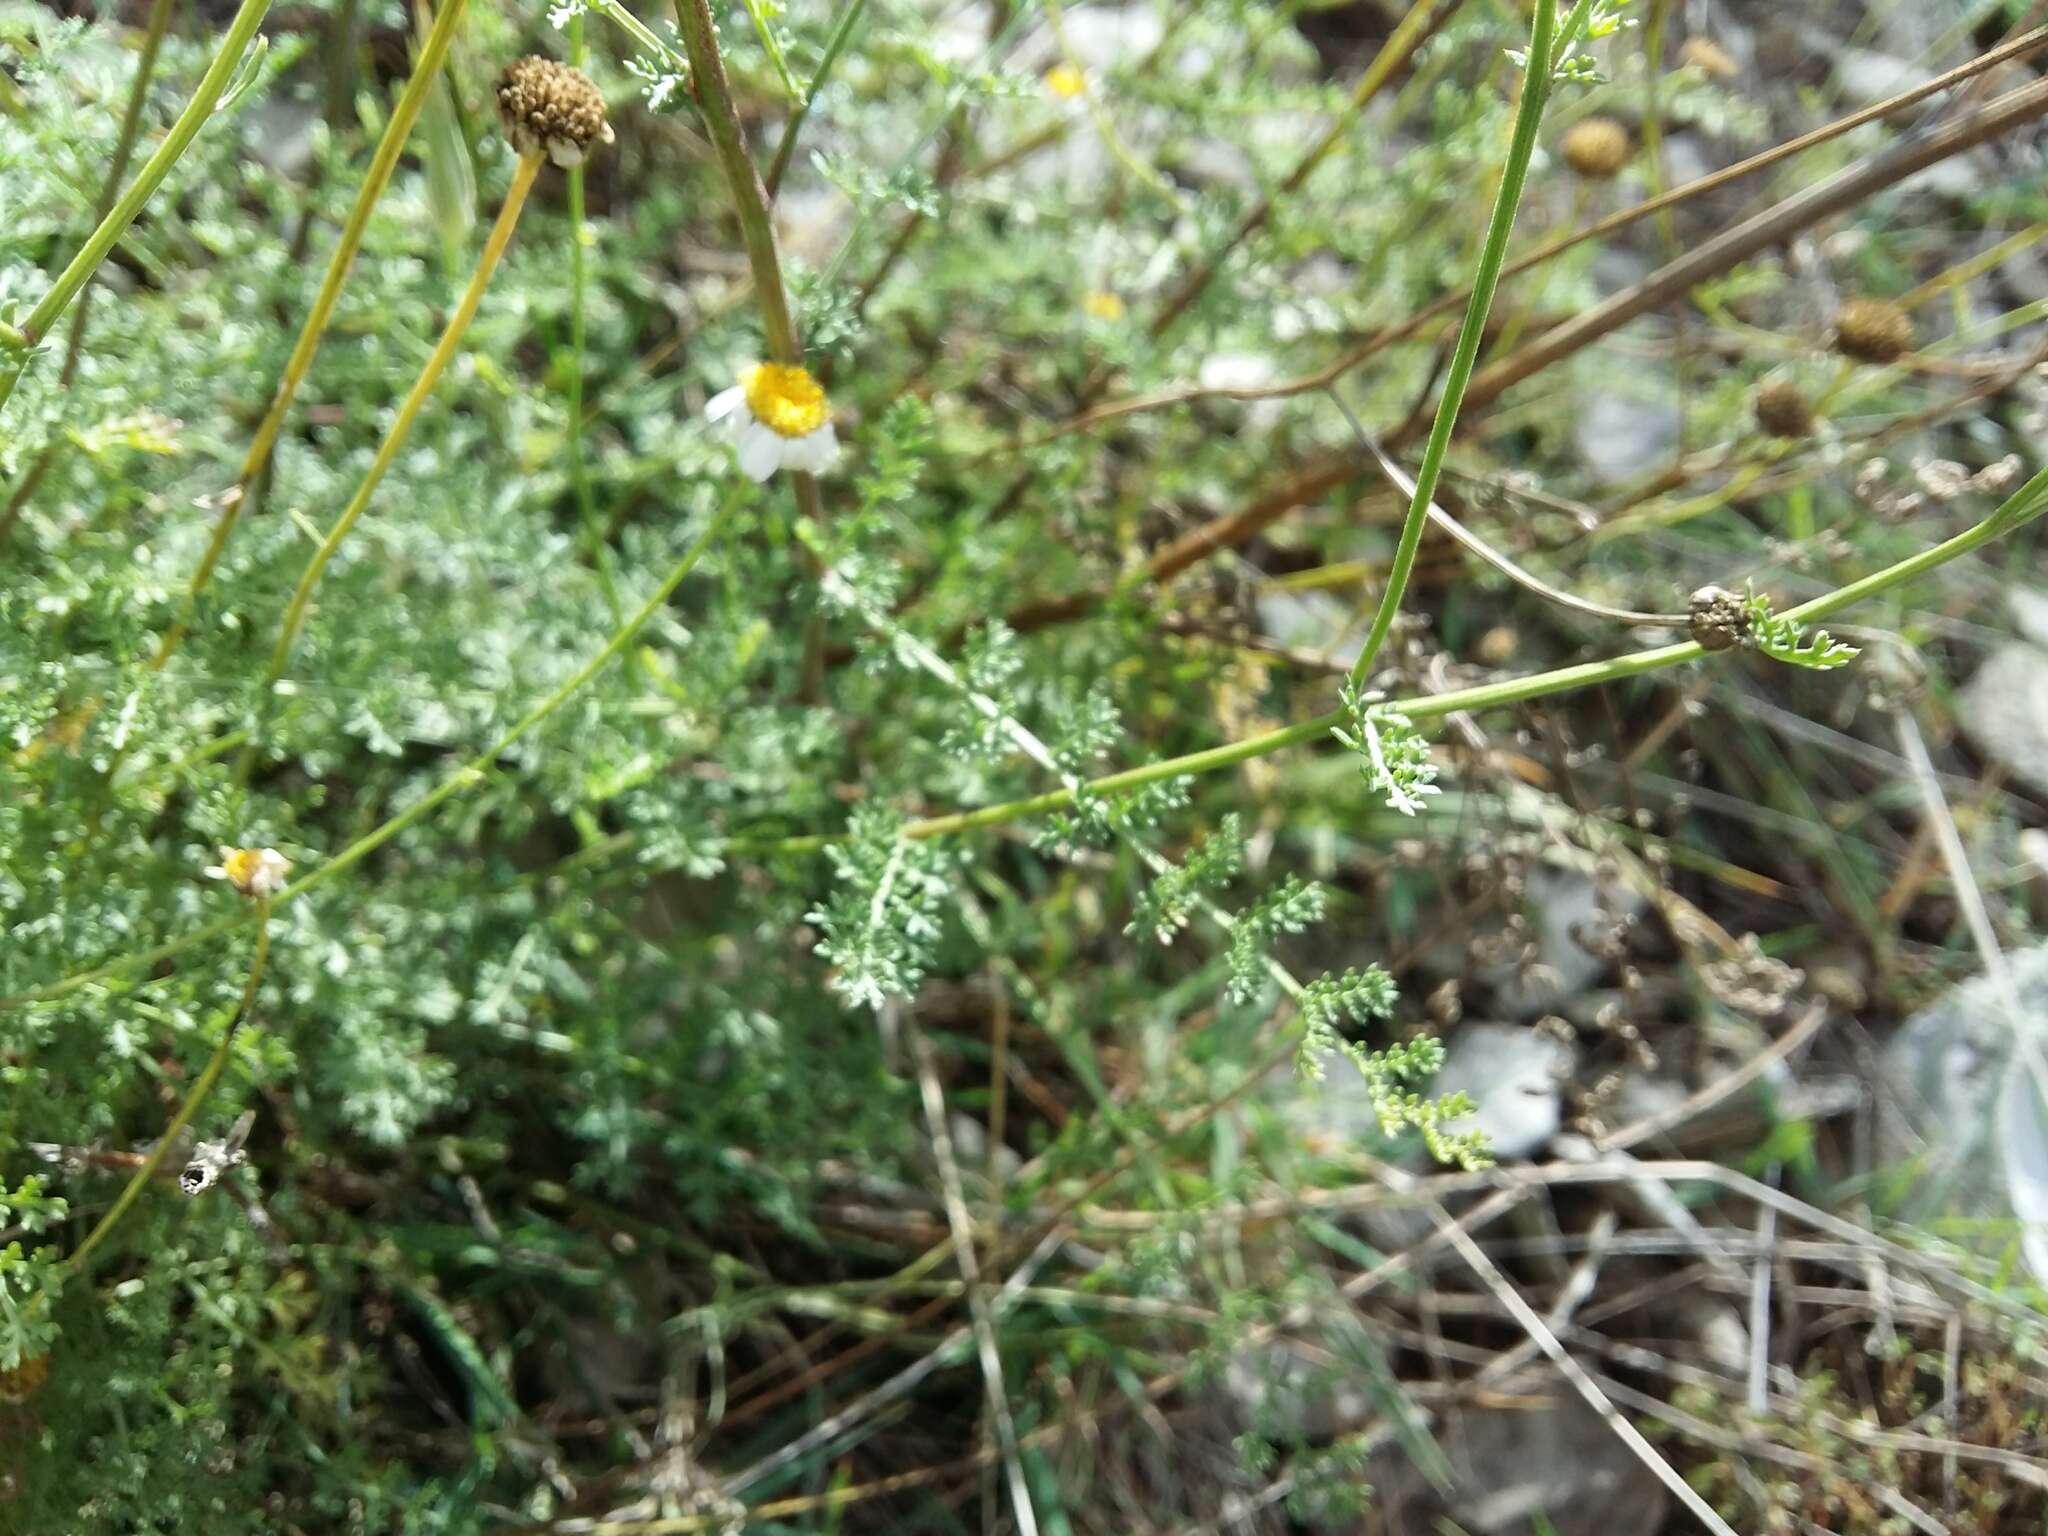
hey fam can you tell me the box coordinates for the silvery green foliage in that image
[1225,876,1326,1004]
[808,806,957,1010]
[1744,590,1860,670]
[1333,683,1441,816]
[1128,813,1244,945]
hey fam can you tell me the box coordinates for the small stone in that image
[1434,1023,1574,1160]
[1957,642,2048,798]
[1688,585,1748,651]
[1834,298,1915,365]
[1752,377,1815,439]
[1561,116,1631,179]
[496,56,614,168]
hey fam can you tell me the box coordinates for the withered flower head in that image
[1689,585,1749,652]
[1752,377,1815,439]
[1834,298,1914,365]
[1561,116,1631,179]
[1679,36,1739,79]
[496,56,615,168]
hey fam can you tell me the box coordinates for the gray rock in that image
[1878,945,2048,1280]
[2005,587,2048,650]
[1358,1378,1668,1536]
[1833,48,1932,106]
[1434,1023,1574,1161]
[1256,588,1360,667]
[1957,642,2048,798]
[1574,388,1682,484]
[1493,865,1648,1019]
[243,93,320,179]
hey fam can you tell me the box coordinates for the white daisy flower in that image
[206,845,292,898]
[705,363,840,482]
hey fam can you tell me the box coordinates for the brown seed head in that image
[1561,116,1631,179]
[496,56,614,168]
[1834,298,1914,365]
[1689,585,1749,652]
[1752,377,1815,439]
[1679,36,1739,79]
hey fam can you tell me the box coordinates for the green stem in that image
[59,0,177,386]
[0,0,274,419]
[66,899,271,1276]
[672,0,802,362]
[1347,0,1556,688]
[0,5,180,544]
[764,0,875,198]
[177,0,473,612]
[747,461,2048,855]
[566,10,618,616]
[261,153,542,692]
[588,0,687,73]
[671,0,829,699]
[5,491,744,1012]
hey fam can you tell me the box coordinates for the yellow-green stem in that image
[66,899,271,1275]
[0,0,273,418]
[764,0,875,197]
[671,0,828,694]
[1348,0,1556,689]
[173,0,473,621]
[741,459,2048,855]
[0,0,174,551]
[59,0,177,385]
[672,0,802,362]
[262,152,542,690]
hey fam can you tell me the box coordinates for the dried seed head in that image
[1689,585,1748,651]
[1679,36,1739,79]
[1561,116,1631,179]
[1834,298,1914,365]
[1752,377,1815,439]
[496,56,614,168]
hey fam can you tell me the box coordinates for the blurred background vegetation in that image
[3,0,2048,1529]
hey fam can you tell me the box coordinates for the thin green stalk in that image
[744,461,2048,856]
[59,0,177,386]
[671,0,828,697]
[764,0,875,198]
[0,0,172,597]
[565,10,619,617]
[66,899,271,1276]
[174,0,473,615]
[740,0,802,103]
[0,0,274,419]
[672,0,801,361]
[588,0,686,72]
[4,490,743,1012]
[261,152,543,692]
[1347,0,1556,689]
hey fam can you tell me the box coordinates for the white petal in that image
[792,424,840,474]
[705,386,748,424]
[737,422,785,482]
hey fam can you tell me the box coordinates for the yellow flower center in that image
[221,848,262,887]
[742,364,830,438]
[1045,63,1086,99]
[1084,290,1124,321]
